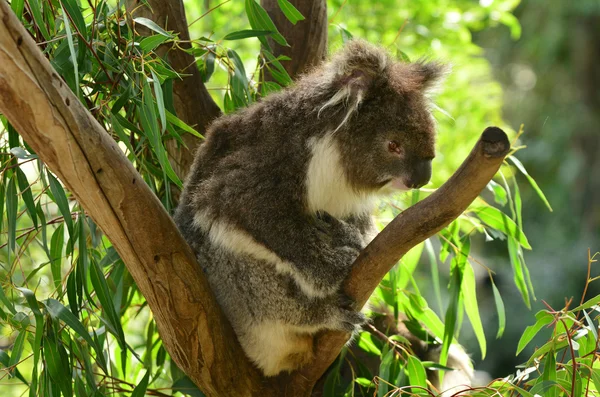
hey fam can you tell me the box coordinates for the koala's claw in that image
[339,310,367,333]
[337,293,359,311]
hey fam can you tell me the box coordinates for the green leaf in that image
[245,0,288,47]
[377,346,394,397]
[461,262,486,358]
[89,258,126,349]
[172,375,206,397]
[356,332,381,356]
[17,288,44,367]
[61,3,79,95]
[166,110,203,138]
[0,349,29,385]
[43,333,73,397]
[139,79,182,187]
[131,370,150,397]
[61,0,87,40]
[8,330,26,370]
[263,49,293,86]
[516,310,553,355]
[228,49,251,108]
[407,354,428,393]
[133,17,174,38]
[508,237,531,308]
[491,280,506,338]
[150,71,166,133]
[44,299,95,347]
[16,168,38,228]
[440,267,461,369]
[541,351,558,397]
[398,243,424,289]
[10,0,25,21]
[223,29,273,40]
[139,35,170,52]
[508,156,553,212]
[276,0,305,24]
[50,224,65,290]
[28,0,51,41]
[591,369,600,395]
[6,176,17,254]
[487,180,507,206]
[571,294,600,312]
[354,377,375,388]
[47,171,74,242]
[474,205,531,249]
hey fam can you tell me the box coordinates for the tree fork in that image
[0,2,509,396]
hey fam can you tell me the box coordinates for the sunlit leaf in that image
[131,370,150,397]
[245,0,288,47]
[134,17,174,38]
[276,0,305,24]
[474,205,531,249]
[508,156,552,212]
[139,35,170,52]
[491,280,506,338]
[47,171,74,241]
[461,262,486,358]
[516,310,553,355]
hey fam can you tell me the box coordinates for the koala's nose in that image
[406,159,432,189]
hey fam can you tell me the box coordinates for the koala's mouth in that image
[384,178,410,191]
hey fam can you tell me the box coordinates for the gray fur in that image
[174,39,444,376]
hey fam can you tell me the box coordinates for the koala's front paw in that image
[335,246,361,268]
[328,293,367,333]
[316,212,364,250]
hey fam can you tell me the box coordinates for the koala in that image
[174,40,444,376]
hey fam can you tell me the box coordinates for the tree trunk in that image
[261,0,328,80]
[0,2,509,395]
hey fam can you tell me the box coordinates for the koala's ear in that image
[409,61,448,92]
[319,40,388,128]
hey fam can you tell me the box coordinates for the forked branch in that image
[0,2,509,396]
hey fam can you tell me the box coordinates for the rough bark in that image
[0,2,510,396]
[261,0,328,79]
[126,0,221,182]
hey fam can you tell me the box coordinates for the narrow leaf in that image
[277,0,305,24]
[516,310,553,355]
[47,172,73,241]
[245,0,288,47]
[131,370,150,397]
[491,280,506,338]
[461,262,486,358]
[474,205,531,249]
[223,29,273,40]
[509,155,553,212]
[139,35,170,52]
[134,17,174,38]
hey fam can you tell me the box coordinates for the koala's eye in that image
[388,141,402,155]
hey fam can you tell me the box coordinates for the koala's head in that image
[317,40,445,193]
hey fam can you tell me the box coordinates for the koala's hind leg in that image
[241,321,314,376]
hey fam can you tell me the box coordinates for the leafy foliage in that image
[0,0,574,396]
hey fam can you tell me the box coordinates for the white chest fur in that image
[305,134,375,218]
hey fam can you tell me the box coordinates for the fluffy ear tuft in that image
[409,60,448,92]
[319,39,389,130]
